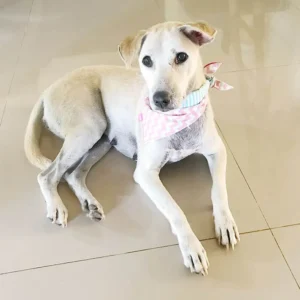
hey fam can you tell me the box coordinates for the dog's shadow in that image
[161,155,213,237]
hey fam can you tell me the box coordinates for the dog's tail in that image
[24,98,51,170]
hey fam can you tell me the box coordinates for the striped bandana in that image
[139,62,233,142]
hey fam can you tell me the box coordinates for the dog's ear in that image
[179,21,217,46]
[118,30,147,68]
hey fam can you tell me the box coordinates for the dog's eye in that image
[142,56,153,68]
[175,52,188,64]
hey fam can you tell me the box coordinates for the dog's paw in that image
[214,208,240,249]
[47,202,68,227]
[82,199,105,222]
[178,234,209,275]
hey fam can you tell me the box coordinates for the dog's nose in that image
[153,91,170,109]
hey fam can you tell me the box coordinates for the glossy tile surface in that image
[158,0,300,72]
[273,225,300,286]
[1,232,299,300]
[0,0,299,298]
[213,65,300,227]
[0,0,33,120]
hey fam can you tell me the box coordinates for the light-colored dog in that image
[24,21,239,275]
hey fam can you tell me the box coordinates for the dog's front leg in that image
[134,148,209,275]
[204,140,240,249]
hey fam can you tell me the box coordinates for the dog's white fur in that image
[24,21,239,275]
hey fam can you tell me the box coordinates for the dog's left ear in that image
[179,21,217,46]
[118,30,147,68]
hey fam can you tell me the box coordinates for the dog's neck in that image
[181,80,210,108]
[189,58,207,92]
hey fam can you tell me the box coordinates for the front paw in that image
[178,234,209,275]
[214,208,240,249]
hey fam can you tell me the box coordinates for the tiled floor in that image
[0,0,300,299]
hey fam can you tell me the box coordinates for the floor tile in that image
[156,0,300,72]
[0,231,299,299]
[212,64,300,227]
[0,0,33,120]
[0,102,266,273]
[273,225,300,286]
[6,0,164,107]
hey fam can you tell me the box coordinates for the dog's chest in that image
[166,115,205,163]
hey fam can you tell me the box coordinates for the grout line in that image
[239,228,269,235]
[0,226,293,278]
[215,122,300,289]
[0,0,35,126]
[2,226,294,278]
[0,243,179,277]
[270,229,300,289]
[271,222,300,230]
[0,228,273,277]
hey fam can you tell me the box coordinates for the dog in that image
[24,21,240,275]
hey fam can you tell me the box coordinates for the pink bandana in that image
[139,62,232,142]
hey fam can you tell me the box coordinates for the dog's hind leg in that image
[64,136,111,221]
[37,125,105,227]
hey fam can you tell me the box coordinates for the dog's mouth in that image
[152,105,174,112]
[150,101,175,112]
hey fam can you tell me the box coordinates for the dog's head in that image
[118,21,217,111]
